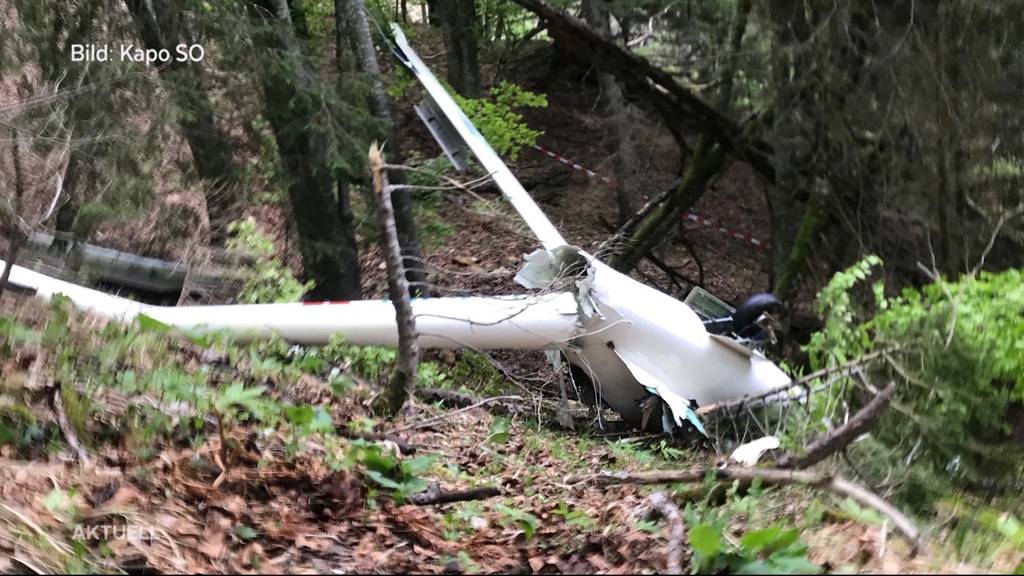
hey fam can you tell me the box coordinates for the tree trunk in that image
[608,139,730,273]
[0,129,27,302]
[343,0,430,295]
[582,0,639,223]
[440,0,481,97]
[50,152,84,255]
[427,0,440,26]
[368,144,419,417]
[249,0,362,300]
[717,0,752,111]
[124,0,240,242]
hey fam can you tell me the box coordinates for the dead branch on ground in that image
[411,485,502,505]
[567,466,920,553]
[637,492,685,573]
[775,382,897,469]
[389,394,528,434]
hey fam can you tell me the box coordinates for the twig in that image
[566,466,920,553]
[53,387,90,465]
[775,382,897,469]
[638,492,685,574]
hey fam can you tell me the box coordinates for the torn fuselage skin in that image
[515,246,790,431]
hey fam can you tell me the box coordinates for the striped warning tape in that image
[530,143,767,251]
[532,144,614,184]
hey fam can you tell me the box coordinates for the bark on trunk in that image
[343,0,430,295]
[1,129,28,301]
[608,139,730,273]
[50,151,84,254]
[717,0,752,111]
[582,0,639,223]
[440,0,481,97]
[124,0,240,242]
[369,144,419,417]
[249,0,362,300]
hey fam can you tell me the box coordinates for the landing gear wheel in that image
[732,293,784,338]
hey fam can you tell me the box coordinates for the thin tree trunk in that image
[369,144,419,417]
[124,0,240,242]
[717,0,752,111]
[1,129,27,301]
[772,192,826,301]
[249,0,362,300]
[50,152,83,254]
[427,0,440,26]
[582,0,639,223]
[440,0,481,97]
[344,0,430,295]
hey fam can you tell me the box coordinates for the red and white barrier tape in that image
[532,144,614,184]
[530,143,767,251]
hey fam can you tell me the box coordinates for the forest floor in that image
[0,290,1001,574]
[1,28,1021,576]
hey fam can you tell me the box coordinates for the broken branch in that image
[776,382,897,470]
[410,486,501,505]
[369,143,420,418]
[638,492,685,574]
[567,466,920,552]
[389,394,527,434]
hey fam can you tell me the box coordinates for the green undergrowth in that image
[0,294,496,506]
[786,257,1024,568]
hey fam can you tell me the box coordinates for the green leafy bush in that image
[803,257,1024,493]
[453,81,547,160]
[227,217,314,303]
[341,439,435,502]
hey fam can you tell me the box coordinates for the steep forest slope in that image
[2,0,1023,573]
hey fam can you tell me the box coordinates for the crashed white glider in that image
[0,25,790,431]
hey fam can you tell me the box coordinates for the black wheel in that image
[732,293,784,336]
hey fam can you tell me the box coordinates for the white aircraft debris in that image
[0,24,791,432]
[730,436,782,467]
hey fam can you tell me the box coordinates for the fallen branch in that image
[336,427,422,455]
[566,466,920,553]
[53,387,90,465]
[410,486,501,505]
[511,0,775,182]
[776,382,897,469]
[638,492,684,574]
